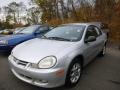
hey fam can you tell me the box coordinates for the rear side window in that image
[95,27,102,36]
[36,26,49,34]
[38,26,49,31]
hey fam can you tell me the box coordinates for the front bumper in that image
[0,45,14,52]
[8,56,66,88]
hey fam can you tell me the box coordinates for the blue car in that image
[0,25,51,52]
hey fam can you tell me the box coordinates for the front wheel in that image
[65,59,82,87]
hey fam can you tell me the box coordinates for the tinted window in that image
[85,26,99,39]
[95,27,102,36]
[36,26,49,34]
[39,26,49,31]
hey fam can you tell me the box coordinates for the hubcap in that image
[70,63,81,83]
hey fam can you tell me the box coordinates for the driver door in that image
[83,25,99,64]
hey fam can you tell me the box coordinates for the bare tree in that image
[95,0,116,22]
[27,7,42,24]
[3,6,9,21]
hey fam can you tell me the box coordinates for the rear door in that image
[94,26,105,52]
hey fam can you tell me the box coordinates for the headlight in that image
[0,40,8,45]
[38,56,57,69]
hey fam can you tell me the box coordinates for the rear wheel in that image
[99,45,106,56]
[65,59,82,87]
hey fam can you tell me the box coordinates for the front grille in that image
[13,56,29,67]
[17,60,28,66]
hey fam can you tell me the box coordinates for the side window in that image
[85,26,99,40]
[95,27,102,36]
[36,26,49,34]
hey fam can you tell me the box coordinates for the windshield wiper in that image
[16,33,25,34]
[41,35,48,39]
[47,37,71,41]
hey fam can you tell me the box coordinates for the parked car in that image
[13,27,26,34]
[8,23,107,88]
[0,25,51,52]
[0,30,5,37]
[0,29,13,35]
[0,30,3,34]
[91,22,109,38]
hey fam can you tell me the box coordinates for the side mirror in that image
[85,36,96,43]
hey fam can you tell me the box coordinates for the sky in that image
[0,0,31,23]
[0,0,30,8]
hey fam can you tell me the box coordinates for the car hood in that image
[12,38,75,63]
[0,34,30,41]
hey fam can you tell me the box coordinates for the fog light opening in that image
[35,80,48,84]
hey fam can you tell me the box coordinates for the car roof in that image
[31,24,49,27]
[30,25,42,27]
[62,23,98,27]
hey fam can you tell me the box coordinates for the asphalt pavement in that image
[0,44,120,90]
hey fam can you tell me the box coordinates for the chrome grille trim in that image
[17,60,28,66]
[13,56,29,67]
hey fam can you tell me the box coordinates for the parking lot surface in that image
[0,44,120,90]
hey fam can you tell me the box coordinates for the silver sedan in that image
[8,23,107,88]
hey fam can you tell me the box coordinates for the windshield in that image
[43,25,85,42]
[17,26,39,34]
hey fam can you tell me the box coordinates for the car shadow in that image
[0,52,10,57]
[10,76,66,90]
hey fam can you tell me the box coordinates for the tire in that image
[99,45,106,57]
[65,59,82,87]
